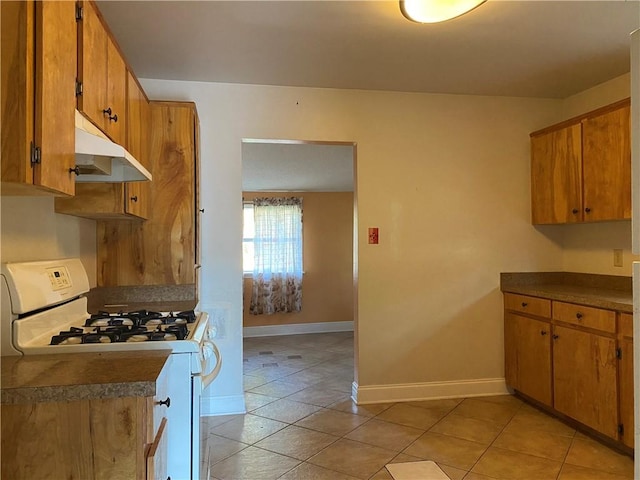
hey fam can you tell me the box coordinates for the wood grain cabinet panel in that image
[552,324,619,439]
[619,312,634,448]
[530,99,630,225]
[530,124,582,224]
[504,313,552,406]
[504,293,551,318]
[97,102,199,288]
[1,0,76,196]
[77,0,127,144]
[582,104,631,222]
[552,302,616,333]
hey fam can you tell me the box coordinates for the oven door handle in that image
[201,340,222,388]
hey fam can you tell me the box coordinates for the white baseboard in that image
[243,320,354,337]
[200,394,246,416]
[352,378,509,404]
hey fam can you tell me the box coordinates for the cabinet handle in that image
[540,330,547,336]
[521,302,528,307]
[130,195,138,202]
[585,207,591,213]
[572,208,579,214]
[102,107,118,122]
[552,334,559,340]
[156,397,171,408]
[199,208,205,213]
[576,312,583,319]
[69,166,80,176]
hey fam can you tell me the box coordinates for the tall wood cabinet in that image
[1,0,77,196]
[530,99,631,225]
[97,102,200,287]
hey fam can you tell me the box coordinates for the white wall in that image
[0,197,97,286]
[142,78,564,407]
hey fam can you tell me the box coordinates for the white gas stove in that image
[1,258,221,480]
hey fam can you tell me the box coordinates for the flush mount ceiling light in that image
[400,0,487,23]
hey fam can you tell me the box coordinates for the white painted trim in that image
[243,321,353,337]
[200,394,246,416]
[352,378,509,404]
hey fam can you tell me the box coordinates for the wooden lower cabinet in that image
[619,313,634,448]
[552,324,618,439]
[1,396,154,480]
[504,313,552,406]
[505,293,633,449]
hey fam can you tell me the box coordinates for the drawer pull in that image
[157,397,171,408]
[130,195,138,202]
[576,313,583,319]
[572,208,579,214]
[540,330,548,336]
[69,166,80,176]
[552,334,559,340]
[521,302,528,307]
[585,207,591,213]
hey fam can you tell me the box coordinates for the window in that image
[242,203,255,273]
[243,198,303,276]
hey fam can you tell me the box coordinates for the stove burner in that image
[50,310,196,345]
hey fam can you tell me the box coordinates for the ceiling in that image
[97,0,639,191]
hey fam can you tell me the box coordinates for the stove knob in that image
[156,397,171,408]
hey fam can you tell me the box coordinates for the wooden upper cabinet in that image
[530,99,630,225]
[97,102,199,287]
[1,1,76,196]
[582,104,631,222]
[77,0,126,144]
[125,71,151,219]
[531,124,582,224]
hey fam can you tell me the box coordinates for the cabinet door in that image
[35,1,77,196]
[1,1,76,196]
[582,104,631,222]
[505,313,552,406]
[125,72,150,219]
[619,337,634,448]
[530,124,582,224]
[77,0,108,132]
[553,325,618,438]
[105,36,126,145]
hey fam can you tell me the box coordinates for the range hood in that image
[74,110,152,182]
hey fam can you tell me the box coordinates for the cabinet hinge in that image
[616,348,622,359]
[75,3,83,21]
[30,142,41,165]
[618,424,624,435]
[75,79,83,97]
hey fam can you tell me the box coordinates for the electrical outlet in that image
[613,249,623,267]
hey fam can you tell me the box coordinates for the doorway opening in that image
[240,138,358,402]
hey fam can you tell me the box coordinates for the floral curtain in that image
[250,197,303,315]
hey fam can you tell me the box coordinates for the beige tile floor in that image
[200,331,634,480]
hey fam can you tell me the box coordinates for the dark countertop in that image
[501,272,632,313]
[1,350,171,404]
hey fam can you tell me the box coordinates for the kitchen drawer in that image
[620,313,633,338]
[552,302,615,334]
[504,293,551,318]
